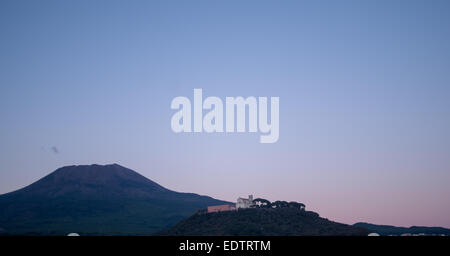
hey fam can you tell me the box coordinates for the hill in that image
[354,222,450,236]
[0,164,229,235]
[158,208,370,236]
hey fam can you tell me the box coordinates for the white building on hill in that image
[237,195,254,209]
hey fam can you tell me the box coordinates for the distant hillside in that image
[0,164,229,235]
[354,222,450,236]
[158,208,370,236]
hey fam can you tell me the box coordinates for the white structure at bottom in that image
[236,195,254,209]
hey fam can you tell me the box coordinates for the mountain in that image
[0,164,229,235]
[158,208,370,236]
[354,222,450,236]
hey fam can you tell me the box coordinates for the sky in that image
[0,0,450,228]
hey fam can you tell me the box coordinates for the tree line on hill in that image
[252,198,305,210]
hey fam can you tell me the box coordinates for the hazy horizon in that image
[1,0,449,228]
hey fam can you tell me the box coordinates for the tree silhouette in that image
[253,198,271,208]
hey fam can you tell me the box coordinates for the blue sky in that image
[1,0,450,227]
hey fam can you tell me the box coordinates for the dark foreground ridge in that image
[158,207,370,236]
[0,164,229,235]
[354,222,450,236]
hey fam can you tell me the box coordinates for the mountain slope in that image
[0,164,229,235]
[158,208,370,236]
[354,222,450,236]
